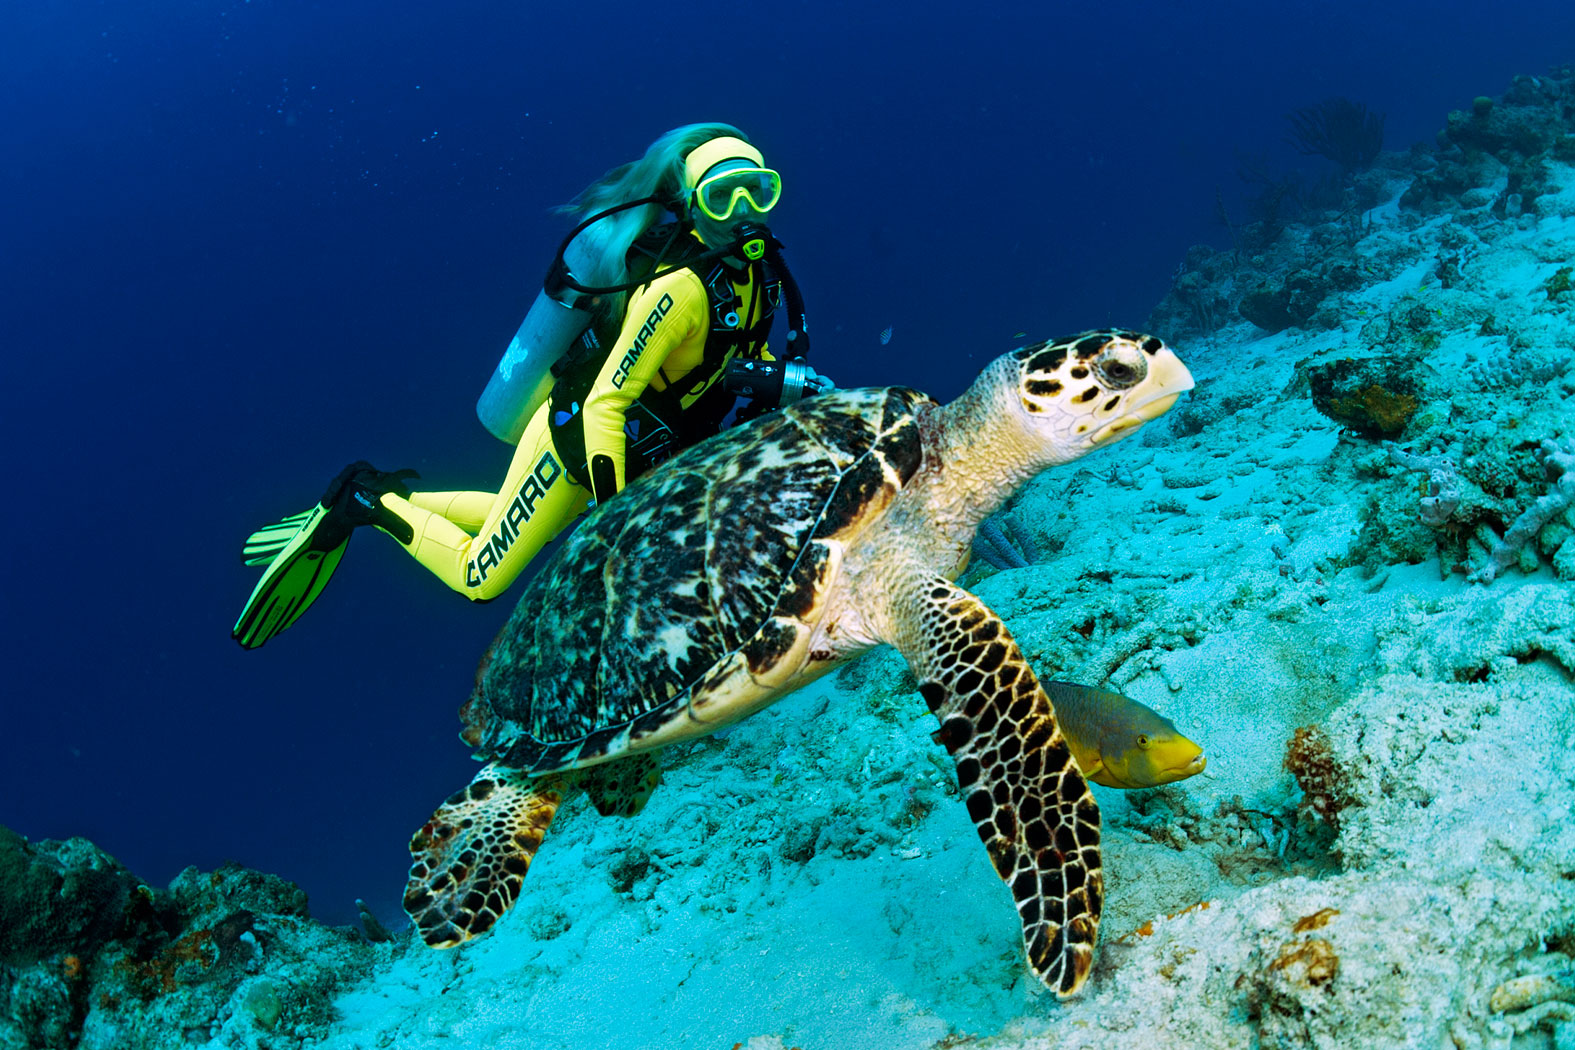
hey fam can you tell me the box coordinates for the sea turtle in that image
[402,329,1194,997]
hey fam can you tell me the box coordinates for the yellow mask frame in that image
[684,136,779,223]
[692,166,782,222]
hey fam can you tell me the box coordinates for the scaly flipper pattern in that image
[580,753,662,817]
[889,576,1103,998]
[402,764,564,947]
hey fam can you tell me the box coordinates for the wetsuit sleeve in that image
[581,272,708,503]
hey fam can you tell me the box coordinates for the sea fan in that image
[1286,97,1385,172]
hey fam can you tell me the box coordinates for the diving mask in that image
[693,165,782,222]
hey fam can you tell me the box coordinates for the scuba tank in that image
[475,238,598,445]
[476,195,680,445]
[476,203,811,445]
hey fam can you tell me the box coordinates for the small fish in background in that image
[878,325,893,346]
[1012,331,1028,340]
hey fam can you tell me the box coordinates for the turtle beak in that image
[1093,348,1194,445]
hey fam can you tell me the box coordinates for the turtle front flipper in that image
[885,576,1103,999]
[402,764,565,947]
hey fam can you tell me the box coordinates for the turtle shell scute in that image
[467,386,925,773]
[778,541,831,620]
[813,455,889,539]
[879,388,928,483]
[744,619,800,674]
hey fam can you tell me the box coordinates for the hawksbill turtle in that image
[402,330,1194,997]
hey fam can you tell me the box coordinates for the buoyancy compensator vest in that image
[544,222,785,490]
[474,196,810,446]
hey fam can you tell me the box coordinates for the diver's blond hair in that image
[556,122,750,325]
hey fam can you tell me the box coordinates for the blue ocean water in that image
[2,0,1571,933]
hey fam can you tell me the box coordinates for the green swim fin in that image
[232,462,419,650]
[241,508,317,567]
[232,502,355,649]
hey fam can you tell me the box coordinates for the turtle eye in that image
[1136,734,1152,750]
[1095,346,1147,389]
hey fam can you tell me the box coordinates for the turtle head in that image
[1012,330,1193,463]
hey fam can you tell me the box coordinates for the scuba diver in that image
[234,123,831,649]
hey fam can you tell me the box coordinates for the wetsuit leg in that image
[376,406,587,600]
[406,491,495,531]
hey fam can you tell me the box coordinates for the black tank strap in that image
[761,235,809,360]
[627,223,701,285]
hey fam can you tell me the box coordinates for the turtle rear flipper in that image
[887,577,1103,999]
[581,753,662,817]
[402,765,564,947]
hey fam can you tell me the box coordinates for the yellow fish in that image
[1046,681,1206,789]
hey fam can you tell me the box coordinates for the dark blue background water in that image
[3,0,1571,927]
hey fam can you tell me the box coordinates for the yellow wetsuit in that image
[377,233,776,600]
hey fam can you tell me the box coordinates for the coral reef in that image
[1302,353,1421,438]
[974,514,1039,570]
[1286,97,1386,171]
[0,829,143,969]
[1469,438,1575,582]
[1545,264,1573,299]
[1350,420,1575,583]
[1384,443,1460,526]
[1490,967,1575,1013]
[354,900,392,944]
[1283,725,1358,837]
[0,829,385,1050]
[1238,273,1324,333]
[1154,63,1575,349]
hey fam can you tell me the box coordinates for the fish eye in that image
[1136,734,1152,749]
